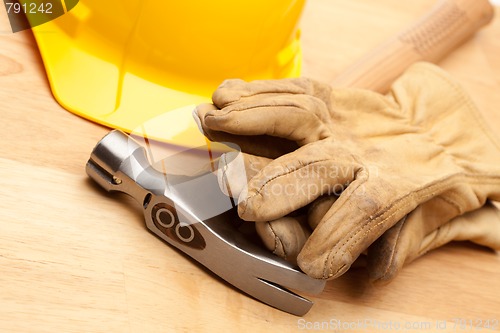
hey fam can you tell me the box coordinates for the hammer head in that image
[86,130,325,316]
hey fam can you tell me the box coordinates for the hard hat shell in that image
[29,0,306,146]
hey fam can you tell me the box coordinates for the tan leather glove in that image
[307,195,500,284]
[216,152,312,265]
[219,152,500,283]
[195,62,500,280]
[367,200,500,283]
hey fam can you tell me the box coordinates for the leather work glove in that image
[194,62,500,280]
[217,152,500,283]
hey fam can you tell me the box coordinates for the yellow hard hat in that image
[28,0,306,146]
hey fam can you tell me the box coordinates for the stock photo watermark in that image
[237,156,381,199]
[297,318,499,331]
[2,0,79,32]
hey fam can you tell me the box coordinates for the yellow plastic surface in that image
[28,0,305,147]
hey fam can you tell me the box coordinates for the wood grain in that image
[1,1,500,332]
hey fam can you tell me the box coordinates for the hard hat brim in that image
[31,3,302,148]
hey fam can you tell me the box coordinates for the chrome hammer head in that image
[86,130,325,316]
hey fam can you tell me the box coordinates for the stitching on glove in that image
[216,100,332,129]
[326,173,479,279]
[267,222,287,260]
[329,175,500,279]
[216,78,311,105]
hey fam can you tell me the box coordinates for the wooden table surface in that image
[1,1,500,332]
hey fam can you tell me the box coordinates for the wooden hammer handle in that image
[331,0,494,93]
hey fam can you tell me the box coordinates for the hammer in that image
[86,0,494,316]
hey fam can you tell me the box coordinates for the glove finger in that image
[298,171,421,280]
[309,195,368,270]
[255,216,311,265]
[308,195,338,229]
[238,140,362,222]
[368,205,500,286]
[365,217,407,285]
[217,151,271,200]
[366,196,500,285]
[212,77,325,107]
[366,195,460,284]
[193,103,219,138]
[204,94,333,146]
[215,150,312,266]
[194,104,298,158]
[417,202,500,254]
